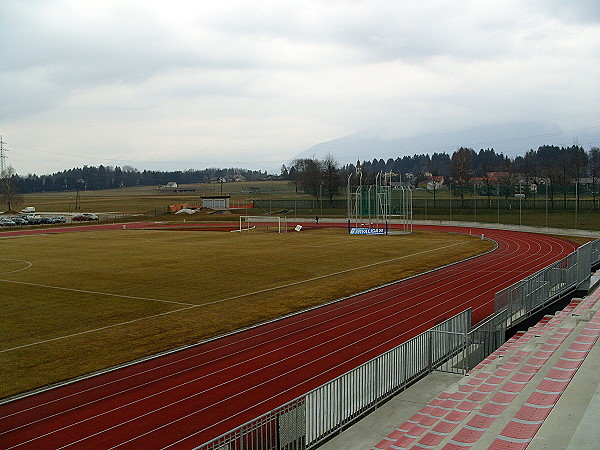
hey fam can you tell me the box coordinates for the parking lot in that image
[0,212,98,227]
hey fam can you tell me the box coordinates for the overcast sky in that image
[1,0,599,175]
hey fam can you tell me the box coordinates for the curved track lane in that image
[0,225,580,448]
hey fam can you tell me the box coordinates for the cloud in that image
[1,0,599,175]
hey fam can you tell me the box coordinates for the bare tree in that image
[321,154,342,207]
[450,147,472,207]
[568,145,588,208]
[291,158,323,198]
[0,166,23,212]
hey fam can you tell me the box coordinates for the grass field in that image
[0,227,493,398]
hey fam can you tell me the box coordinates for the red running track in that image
[0,224,580,449]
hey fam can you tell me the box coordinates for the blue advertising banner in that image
[350,228,386,235]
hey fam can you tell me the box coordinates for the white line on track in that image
[0,241,467,354]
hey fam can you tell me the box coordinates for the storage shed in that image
[201,195,230,210]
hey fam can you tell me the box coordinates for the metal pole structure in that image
[497,181,500,224]
[519,180,522,227]
[474,182,477,223]
[575,181,578,228]
[545,182,548,229]
[347,173,352,222]
[0,136,8,177]
[319,183,323,218]
[449,183,452,221]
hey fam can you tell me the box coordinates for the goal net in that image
[237,216,287,233]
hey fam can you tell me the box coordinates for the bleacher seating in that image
[372,289,600,450]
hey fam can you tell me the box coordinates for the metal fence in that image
[433,308,509,376]
[495,239,600,328]
[197,310,472,450]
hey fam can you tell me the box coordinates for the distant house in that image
[426,176,445,190]
[165,182,178,188]
[486,172,511,184]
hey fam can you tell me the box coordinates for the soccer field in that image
[0,227,493,397]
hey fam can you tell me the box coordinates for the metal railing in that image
[196,310,472,450]
[495,239,600,328]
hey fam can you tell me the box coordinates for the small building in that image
[165,182,178,188]
[201,195,230,210]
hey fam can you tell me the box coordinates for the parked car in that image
[0,218,16,227]
[12,217,28,225]
[26,215,42,224]
[53,216,66,223]
[40,217,55,224]
[72,213,99,221]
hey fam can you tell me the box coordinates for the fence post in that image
[427,331,433,373]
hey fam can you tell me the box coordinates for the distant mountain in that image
[290,122,600,166]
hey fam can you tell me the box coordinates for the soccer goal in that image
[237,216,287,233]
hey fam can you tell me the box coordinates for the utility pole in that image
[0,136,8,177]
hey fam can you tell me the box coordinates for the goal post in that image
[238,216,287,233]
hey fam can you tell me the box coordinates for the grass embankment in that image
[0,228,492,397]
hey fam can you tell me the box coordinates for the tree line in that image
[12,165,267,194]
[281,144,600,208]
[2,144,599,212]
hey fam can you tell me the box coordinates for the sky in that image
[1,0,599,175]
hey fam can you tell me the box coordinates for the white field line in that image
[0,306,198,353]
[0,241,466,354]
[0,279,197,306]
[0,259,32,274]
[198,241,469,308]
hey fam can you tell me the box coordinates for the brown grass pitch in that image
[0,227,493,398]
